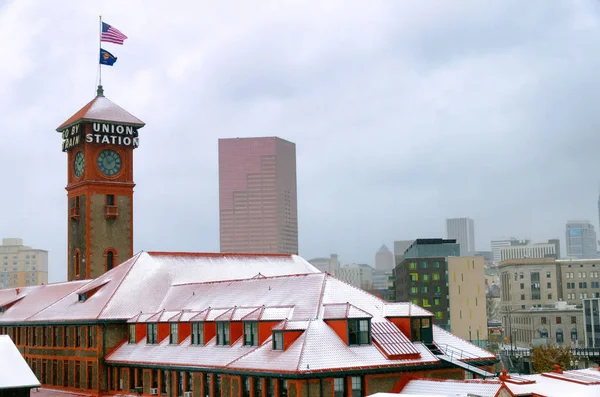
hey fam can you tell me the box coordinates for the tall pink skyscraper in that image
[219,137,298,254]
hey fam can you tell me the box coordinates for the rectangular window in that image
[334,378,345,397]
[433,297,440,306]
[348,319,370,345]
[435,311,444,319]
[572,316,577,324]
[273,331,284,350]
[147,324,158,344]
[422,298,431,307]
[242,377,250,397]
[214,374,221,397]
[42,327,46,347]
[191,322,204,345]
[433,261,441,269]
[593,282,600,288]
[408,262,416,270]
[244,322,259,346]
[63,360,68,387]
[547,282,552,288]
[267,379,275,397]
[76,326,81,348]
[422,274,429,282]
[129,324,136,343]
[161,370,168,395]
[520,283,524,289]
[541,317,547,325]
[87,362,93,389]
[421,286,429,293]
[520,272,524,279]
[409,287,418,295]
[216,322,230,346]
[75,361,80,389]
[546,271,551,278]
[409,273,418,282]
[170,323,178,345]
[53,327,59,347]
[88,326,93,348]
[556,317,562,324]
[106,194,115,206]
[420,261,428,269]
[432,273,440,281]
[351,376,362,397]
[254,378,263,397]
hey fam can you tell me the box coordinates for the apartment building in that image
[0,238,48,289]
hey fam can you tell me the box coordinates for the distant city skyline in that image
[446,218,475,255]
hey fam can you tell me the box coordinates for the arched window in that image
[104,248,117,272]
[538,328,548,339]
[556,329,564,344]
[74,250,81,278]
[571,328,578,342]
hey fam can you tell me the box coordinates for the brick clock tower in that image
[56,86,145,281]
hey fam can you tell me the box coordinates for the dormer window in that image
[78,293,87,302]
[216,322,230,346]
[243,322,258,346]
[272,331,283,350]
[128,324,136,343]
[0,306,4,314]
[169,323,178,345]
[191,322,204,345]
[348,319,370,345]
[147,323,158,344]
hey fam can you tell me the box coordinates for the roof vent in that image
[97,85,105,97]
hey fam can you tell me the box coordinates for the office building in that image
[375,244,394,270]
[491,237,519,264]
[499,240,558,262]
[446,218,475,255]
[307,254,339,273]
[566,220,598,259]
[218,137,298,254]
[393,240,414,263]
[583,298,600,348]
[335,263,374,289]
[0,238,48,289]
[394,240,486,342]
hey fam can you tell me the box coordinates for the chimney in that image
[15,288,20,295]
[499,369,510,381]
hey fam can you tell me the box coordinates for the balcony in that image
[105,205,118,219]
[69,207,80,220]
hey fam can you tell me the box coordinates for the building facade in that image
[307,254,340,273]
[335,264,374,290]
[491,238,519,265]
[508,302,583,348]
[499,241,558,262]
[446,218,475,255]
[375,245,394,270]
[56,86,145,281]
[0,238,48,289]
[566,220,598,259]
[583,297,600,348]
[219,137,298,255]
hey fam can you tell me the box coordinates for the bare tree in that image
[486,294,500,322]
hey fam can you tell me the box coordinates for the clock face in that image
[74,151,85,178]
[97,149,122,176]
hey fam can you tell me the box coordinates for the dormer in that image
[384,303,434,345]
[323,303,372,346]
[0,294,25,314]
[76,279,110,303]
[240,305,295,346]
[271,320,308,351]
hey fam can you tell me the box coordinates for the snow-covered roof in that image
[503,368,600,397]
[0,335,40,389]
[394,378,503,397]
[56,94,145,131]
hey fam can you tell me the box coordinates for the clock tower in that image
[57,86,145,281]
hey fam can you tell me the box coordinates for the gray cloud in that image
[2,1,600,281]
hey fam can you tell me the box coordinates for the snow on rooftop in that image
[0,335,40,389]
[398,378,503,397]
[504,368,600,397]
[56,95,145,130]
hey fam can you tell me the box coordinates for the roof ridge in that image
[172,272,319,287]
[96,252,144,319]
[294,320,313,372]
[314,273,328,319]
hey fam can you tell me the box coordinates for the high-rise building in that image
[491,237,519,264]
[0,238,48,289]
[499,241,558,262]
[566,220,598,259]
[307,254,339,273]
[446,218,475,255]
[375,244,394,270]
[56,85,144,280]
[219,137,298,254]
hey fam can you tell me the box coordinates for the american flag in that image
[101,22,127,45]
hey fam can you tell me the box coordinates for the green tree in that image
[531,345,572,373]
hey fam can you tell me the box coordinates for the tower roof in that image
[56,87,145,131]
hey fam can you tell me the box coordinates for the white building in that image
[446,218,475,255]
[307,254,340,273]
[335,263,373,289]
[500,242,557,262]
[491,237,519,264]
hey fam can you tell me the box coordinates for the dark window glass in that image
[348,319,370,345]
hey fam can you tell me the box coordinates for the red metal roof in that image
[371,321,420,358]
[56,95,145,131]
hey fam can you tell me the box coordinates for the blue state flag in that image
[99,48,117,66]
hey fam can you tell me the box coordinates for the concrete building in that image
[307,254,340,273]
[372,269,393,290]
[375,244,394,270]
[218,137,298,255]
[393,240,414,263]
[335,263,374,290]
[0,238,48,289]
[499,240,558,262]
[403,239,460,259]
[447,256,487,344]
[583,298,600,348]
[446,218,475,255]
[491,237,519,265]
[507,302,583,349]
[566,220,598,259]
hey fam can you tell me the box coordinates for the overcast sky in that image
[2,1,600,282]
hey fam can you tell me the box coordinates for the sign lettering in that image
[61,122,140,151]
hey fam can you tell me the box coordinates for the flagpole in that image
[98,15,102,89]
